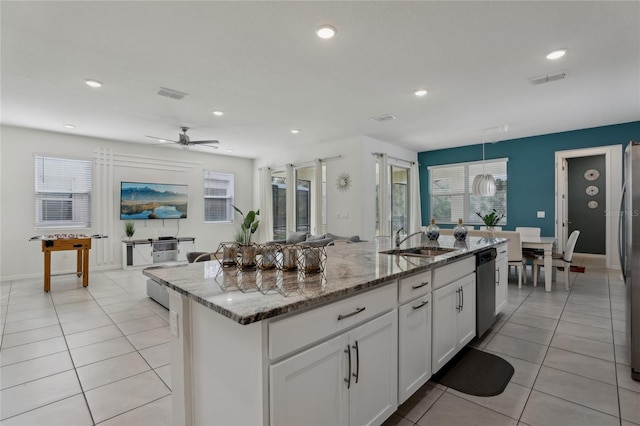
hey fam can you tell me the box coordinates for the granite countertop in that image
[143,235,506,325]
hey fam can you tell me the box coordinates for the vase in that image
[218,242,239,266]
[426,219,440,241]
[453,219,468,241]
[237,244,257,269]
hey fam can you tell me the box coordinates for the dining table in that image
[521,236,556,292]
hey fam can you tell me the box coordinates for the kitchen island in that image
[144,235,506,426]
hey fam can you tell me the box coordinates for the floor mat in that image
[432,347,514,397]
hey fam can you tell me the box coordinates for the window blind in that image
[204,171,234,222]
[35,155,92,228]
[429,158,508,225]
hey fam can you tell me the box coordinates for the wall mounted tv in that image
[120,182,188,220]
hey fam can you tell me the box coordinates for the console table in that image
[41,237,91,292]
[121,237,195,269]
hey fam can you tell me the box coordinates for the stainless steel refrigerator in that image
[620,141,640,381]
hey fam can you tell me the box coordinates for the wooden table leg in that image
[77,249,83,277]
[44,251,51,292]
[82,248,89,287]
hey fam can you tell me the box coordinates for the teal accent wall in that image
[418,121,640,236]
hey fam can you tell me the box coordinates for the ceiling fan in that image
[145,127,219,149]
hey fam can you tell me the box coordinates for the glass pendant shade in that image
[472,173,496,196]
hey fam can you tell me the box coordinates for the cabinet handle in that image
[496,267,501,285]
[412,299,429,310]
[338,307,366,321]
[352,341,360,384]
[344,345,351,389]
[411,281,429,290]
[500,250,507,255]
[456,288,461,312]
[460,287,464,311]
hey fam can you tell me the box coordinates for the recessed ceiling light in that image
[546,49,567,60]
[226,149,234,152]
[84,79,102,88]
[212,110,224,116]
[316,25,337,39]
[63,124,75,129]
[290,129,300,134]
[414,89,428,97]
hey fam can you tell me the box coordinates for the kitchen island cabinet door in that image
[348,310,398,426]
[432,282,459,373]
[431,273,476,374]
[398,294,431,404]
[456,274,476,347]
[270,334,349,426]
[495,245,508,314]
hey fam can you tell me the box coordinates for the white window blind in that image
[204,171,234,222]
[35,155,92,228]
[429,158,508,225]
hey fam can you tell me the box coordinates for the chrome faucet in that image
[395,228,424,248]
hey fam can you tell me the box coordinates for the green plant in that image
[232,204,260,245]
[124,220,135,238]
[476,209,505,227]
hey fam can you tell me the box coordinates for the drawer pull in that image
[73,243,83,248]
[338,307,366,321]
[412,300,429,310]
[411,281,429,290]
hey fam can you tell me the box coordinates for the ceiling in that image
[2,1,638,159]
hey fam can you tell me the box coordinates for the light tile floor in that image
[0,256,638,425]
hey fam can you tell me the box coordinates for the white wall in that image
[0,125,254,280]
[254,135,418,241]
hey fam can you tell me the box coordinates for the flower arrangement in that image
[476,209,505,227]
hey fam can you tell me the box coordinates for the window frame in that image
[34,155,92,229]
[428,158,508,226]
[203,171,235,223]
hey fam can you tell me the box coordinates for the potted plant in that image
[232,205,260,268]
[124,220,135,239]
[476,209,505,229]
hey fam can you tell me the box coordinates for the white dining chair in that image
[532,230,580,291]
[515,227,541,238]
[494,231,526,288]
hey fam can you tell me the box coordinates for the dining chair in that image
[494,231,526,288]
[532,230,580,291]
[516,227,542,277]
[515,227,541,238]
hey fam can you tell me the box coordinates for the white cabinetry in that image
[495,243,508,315]
[397,269,432,404]
[269,284,398,426]
[431,257,476,374]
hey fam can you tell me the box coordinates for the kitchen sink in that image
[379,247,459,258]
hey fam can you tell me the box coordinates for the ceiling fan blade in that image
[145,135,178,143]
[189,140,220,145]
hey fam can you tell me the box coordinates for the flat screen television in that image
[120,182,188,220]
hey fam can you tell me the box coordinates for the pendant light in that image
[472,125,507,197]
[472,141,496,196]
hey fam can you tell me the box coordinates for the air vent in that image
[157,87,188,100]
[370,114,396,122]
[529,72,567,86]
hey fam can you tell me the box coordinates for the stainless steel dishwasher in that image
[476,248,497,338]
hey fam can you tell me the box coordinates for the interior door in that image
[567,155,606,254]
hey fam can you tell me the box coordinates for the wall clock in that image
[587,200,598,209]
[336,172,352,192]
[586,185,599,196]
[584,168,600,181]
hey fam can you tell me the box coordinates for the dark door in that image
[567,155,606,254]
